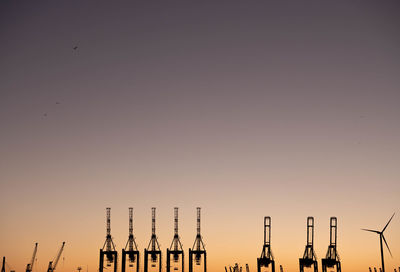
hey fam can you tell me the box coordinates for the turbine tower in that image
[362,213,395,272]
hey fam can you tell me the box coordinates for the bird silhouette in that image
[73,46,78,50]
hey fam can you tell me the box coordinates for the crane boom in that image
[47,242,65,272]
[26,243,38,272]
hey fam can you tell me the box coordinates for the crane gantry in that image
[144,208,162,272]
[299,217,318,272]
[122,208,139,272]
[99,208,118,272]
[257,217,275,272]
[189,208,206,272]
[167,207,184,272]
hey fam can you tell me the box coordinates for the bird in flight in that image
[73,46,78,50]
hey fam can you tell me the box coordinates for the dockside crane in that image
[99,208,118,272]
[47,242,65,272]
[257,216,275,272]
[26,243,38,272]
[144,208,162,272]
[322,217,341,272]
[167,207,184,272]
[122,208,139,272]
[189,207,206,272]
[299,217,318,272]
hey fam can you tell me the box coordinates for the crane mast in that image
[99,208,118,272]
[47,242,65,272]
[189,207,206,272]
[122,207,140,272]
[167,207,184,272]
[144,208,162,272]
[257,217,275,272]
[125,207,138,252]
[26,243,38,272]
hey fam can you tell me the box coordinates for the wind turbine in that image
[362,213,395,272]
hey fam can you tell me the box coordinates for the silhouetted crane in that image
[257,216,275,272]
[47,242,65,272]
[189,208,206,272]
[167,207,184,272]
[322,217,341,272]
[299,217,318,272]
[122,208,139,272]
[1,257,5,272]
[99,208,118,272]
[144,208,161,272]
[26,243,38,272]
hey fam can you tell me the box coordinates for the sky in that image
[0,1,400,272]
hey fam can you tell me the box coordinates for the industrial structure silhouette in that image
[1,211,399,272]
[362,213,395,272]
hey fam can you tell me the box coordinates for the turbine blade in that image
[382,213,395,233]
[382,234,392,257]
[361,228,380,234]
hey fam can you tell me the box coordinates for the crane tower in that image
[189,207,206,272]
[299,217,318,272]
[99,208,118,272]
[47,242,65,272]
[26,243,38,272]
[257,217,275,272]
[144,208,162,272]
[167,207,184,272]
[122,208,140,272]
[322,217,341,272]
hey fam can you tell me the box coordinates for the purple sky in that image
[0,1,399,272]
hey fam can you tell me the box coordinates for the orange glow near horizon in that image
[1,205,399,272]
[0,1,400,272]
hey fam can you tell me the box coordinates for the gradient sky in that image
[0,1,399,272]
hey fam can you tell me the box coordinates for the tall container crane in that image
[189,208,206,272]
[167,207,184,272]
[257,217,275,272]
[99,208,118,272]
[47,242,65,272]
[122,208,140,272]
[299,217,318,272]
[322,217,341,272]
[26,243,38,272]
[144,208,162,272]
